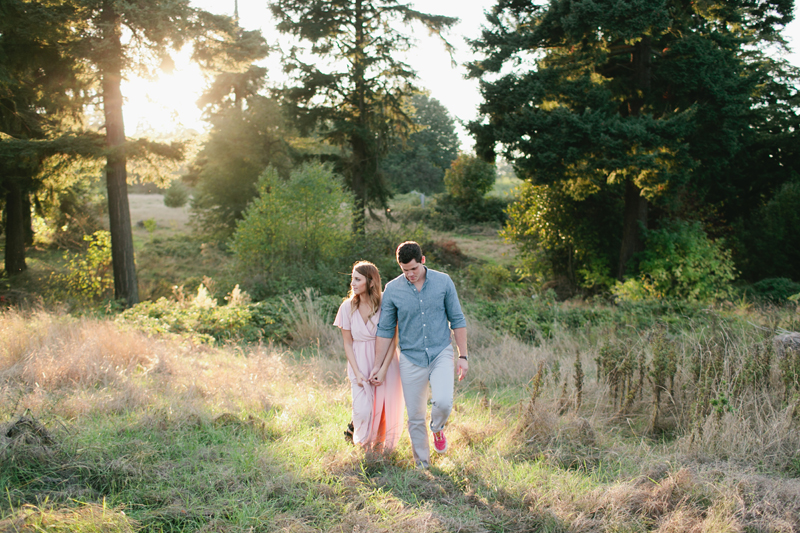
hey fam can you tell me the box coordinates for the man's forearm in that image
[453,327,468,358]
[373,336,394,373]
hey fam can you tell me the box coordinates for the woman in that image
[333,261,404,451]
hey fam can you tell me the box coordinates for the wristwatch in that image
[458,355,468,361]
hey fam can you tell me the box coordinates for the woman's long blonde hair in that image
[348,261,382,318]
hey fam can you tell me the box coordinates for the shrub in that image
[614,220,737,302]
[51,230,114,302]
[444,154,496,205]
[230,162,354,296]
[163,181,190,208]
[119,284,273,343]
[465,263,513,299]
[750,278,800,303]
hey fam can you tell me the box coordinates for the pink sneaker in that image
[433,430,447,454]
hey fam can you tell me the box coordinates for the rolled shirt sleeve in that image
[376,290,398,339]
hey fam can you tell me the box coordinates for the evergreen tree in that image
[0,0,96,275]
[469,0,794,280]
[184,26,287,236]
[381,93,460,195]
[186,96,292,235]
[71,0,249,305]
[269,0,457,233]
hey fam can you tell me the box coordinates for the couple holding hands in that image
[333,241,469,469]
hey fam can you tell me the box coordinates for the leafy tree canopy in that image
[269,0,458,232]
[381,93,460,195]
[469,0,796,281]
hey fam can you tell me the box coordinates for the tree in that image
[444,154,496,206]
[0,0,95,275]
[74,0,247,305]
[186,96,292,235]
[230,162,353,295]
[469,0,794,280]
[381,93,460,195]
[269,0,458,233]
[184,28,288,236]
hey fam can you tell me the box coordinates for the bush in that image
[750,278,800,303]
[119,284,271,343]
[465,263,513,299]
[444,154,496,205]
[231,162,354,296]
[614,220,737,302]
[51,230,114,302]
[118,284,346,345]
[163,181,190,208]
[464,294,713,343]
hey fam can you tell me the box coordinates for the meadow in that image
[2,288,800,532]
[3,193,800,532]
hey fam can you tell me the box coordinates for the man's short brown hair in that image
[396,241,423,264]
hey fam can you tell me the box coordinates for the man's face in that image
[399,257,425,283]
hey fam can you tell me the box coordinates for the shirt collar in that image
[403,266,429,287]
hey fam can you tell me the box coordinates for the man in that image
[370,241,469,468]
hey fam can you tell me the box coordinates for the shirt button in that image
[423,324,426,327]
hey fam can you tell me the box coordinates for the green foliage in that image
[0,0,100,274]
[419,193,509,231]
[381,94,460,195]
[735,181,800,281]
[188,97,291,235]
[750,278,800,303]
[230,162,354,295]
[119,284,270,344]
[163,181,190,208]
[502,182,621,289]
[444,155,496,206]
[464,263,514,299]
[468,0,798,287]
[52,230,114,302]
[270,0,458,232]
[614,221,736,302]
[465,294,712,344]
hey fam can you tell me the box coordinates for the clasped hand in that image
[368,367,386,386]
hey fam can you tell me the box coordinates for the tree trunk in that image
[23,192,33,246]
[4,180,27,275]
[617,36,652,280]
[101,3,139,306]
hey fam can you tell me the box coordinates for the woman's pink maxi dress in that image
[334,299,404,450]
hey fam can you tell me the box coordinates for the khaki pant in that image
[398,346,454,468]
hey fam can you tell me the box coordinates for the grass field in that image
[3,192,800,532]
[2,299,800,532]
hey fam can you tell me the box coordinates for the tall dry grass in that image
[4,305,800,532]
[0,310,297,421]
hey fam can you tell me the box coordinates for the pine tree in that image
[269,0,457,234]
[0,0,96,275]
[469,0,794,279]
[72,0,251,305]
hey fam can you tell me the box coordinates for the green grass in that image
[3,304,800,531]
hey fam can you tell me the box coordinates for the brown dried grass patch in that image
[0,502,136,533]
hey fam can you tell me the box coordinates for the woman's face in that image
[351,270,368,296]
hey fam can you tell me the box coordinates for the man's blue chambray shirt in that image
[376,267,466,367]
